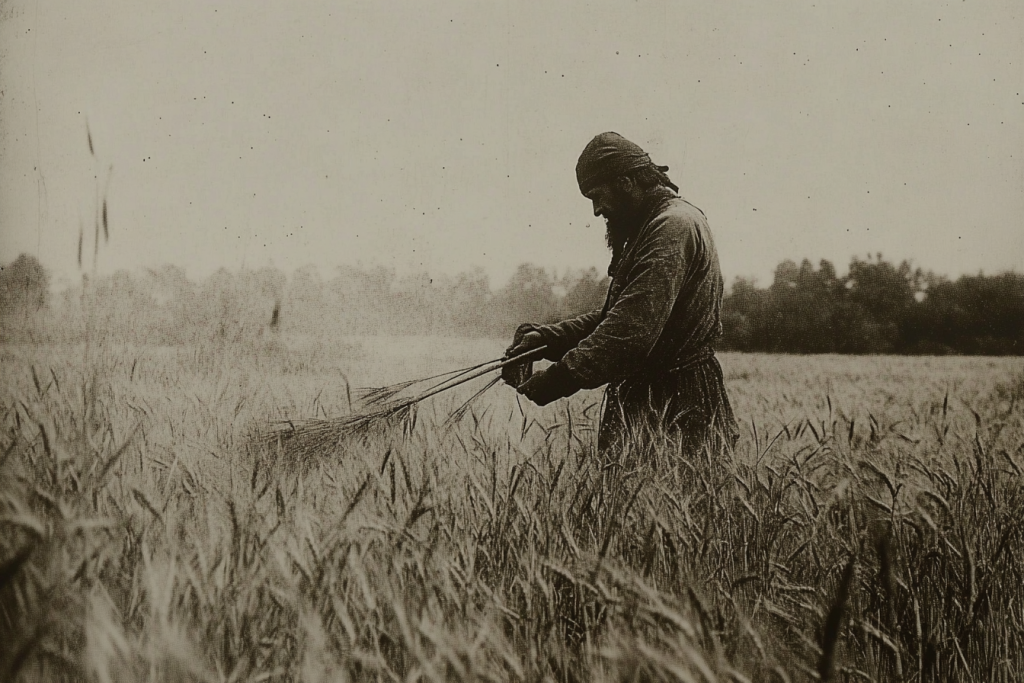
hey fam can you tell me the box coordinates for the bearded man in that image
[503,132,740,456]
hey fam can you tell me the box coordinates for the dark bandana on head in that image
[575,132,679,195]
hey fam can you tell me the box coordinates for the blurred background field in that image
[2,337,1019,448]
[2,329,1022,682]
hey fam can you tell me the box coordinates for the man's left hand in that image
[516,363,580,406]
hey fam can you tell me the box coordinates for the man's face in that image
[586,180,641,251]
[585,182,629,222]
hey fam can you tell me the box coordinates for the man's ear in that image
[615,175,635,192]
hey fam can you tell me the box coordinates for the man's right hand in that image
[505,328,545,359]
[501,326,546,388]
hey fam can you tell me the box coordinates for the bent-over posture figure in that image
[505,132,740,456]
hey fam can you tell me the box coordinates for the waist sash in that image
[623,345,716,386]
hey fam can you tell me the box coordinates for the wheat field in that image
[1,334,1022,682]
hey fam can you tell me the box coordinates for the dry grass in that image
[1,338,1022,682]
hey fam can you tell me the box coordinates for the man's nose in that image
[592,201,603,217]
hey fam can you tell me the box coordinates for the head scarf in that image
[575,132,678,195]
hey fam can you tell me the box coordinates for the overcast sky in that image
[1,0,1021,288]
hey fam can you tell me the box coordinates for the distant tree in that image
[837,256,919,353]
[0,253,50,315]
[327,265,396,334]
[720,276,768,351]
[447,268,494,337]
[391,272,439,335]
[558,267,609,319]
[0,254,51,342]
[904,271,1024,355]
[754,259,843,353]
[284,265,325,332]
[492,264,558,336]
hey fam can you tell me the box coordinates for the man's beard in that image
[603,201,644,256]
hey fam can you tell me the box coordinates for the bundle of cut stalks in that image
[264,346,546,461]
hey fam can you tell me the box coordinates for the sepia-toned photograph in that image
[1,1,1022,680]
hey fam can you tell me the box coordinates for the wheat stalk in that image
[356,356,502,407]
[264,346,546,460]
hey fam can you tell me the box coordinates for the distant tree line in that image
[1,253,1020,355]
[720,255,1023,355]
[0,256,610,346]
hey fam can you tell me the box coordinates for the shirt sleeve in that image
[526,309,605,361]
[559,215,699,388]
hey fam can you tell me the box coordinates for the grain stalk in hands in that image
[356,356,502,407]
[265,346,546,460]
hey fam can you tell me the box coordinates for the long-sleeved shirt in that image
[534,192,727,390]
